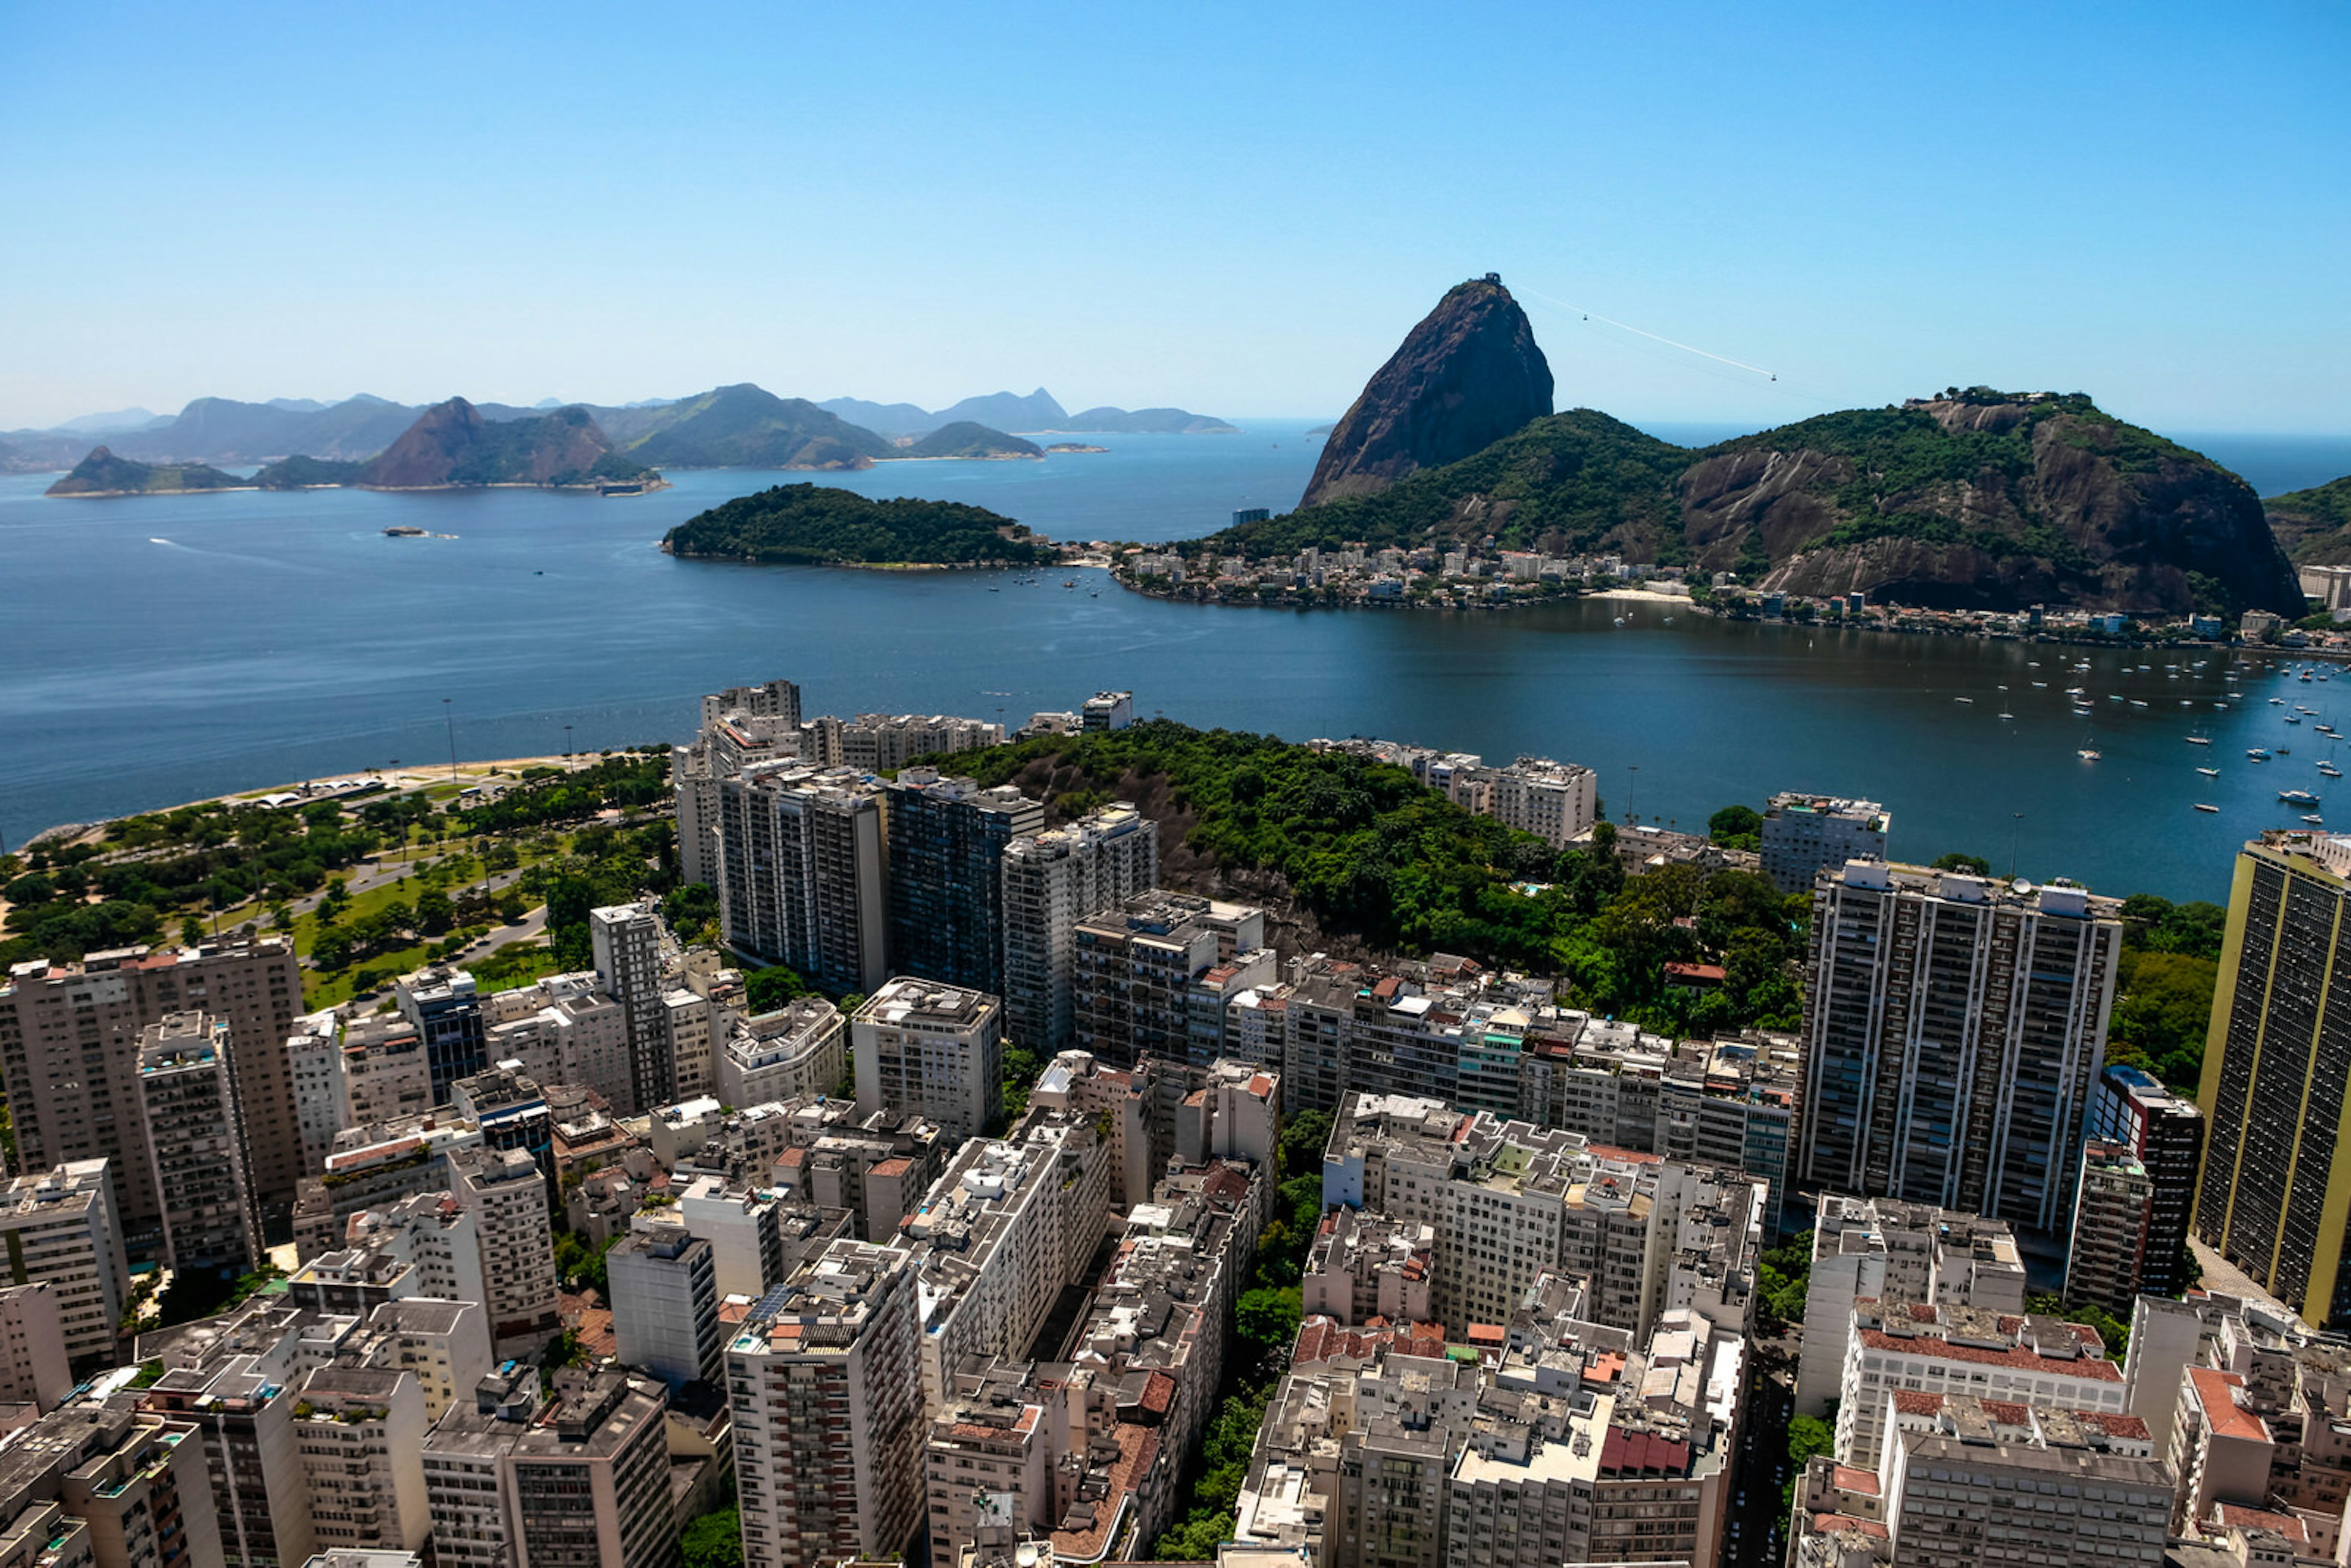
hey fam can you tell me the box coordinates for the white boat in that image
[2322,762,2344,779]
[2186,735,2211,746]
[2078,749,2101,761]
[2250,748,2273,760]
[2287,715,2302,725]
[2195,803,2221,812]
[2306,814,2327,825]
[1954,697,1973,705]
[2281,789,2323,807]
[2198,767,2221,777]
[2130,699,2150,708]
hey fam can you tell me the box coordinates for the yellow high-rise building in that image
[2196,832,2351,1328]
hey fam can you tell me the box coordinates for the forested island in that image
[659,482,1057,567]
[45,446,249,497]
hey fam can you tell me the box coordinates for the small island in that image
[1046,442,1109,454]
[660,482,1057,567]
[45,446,250,497]
[887,421,1043,461]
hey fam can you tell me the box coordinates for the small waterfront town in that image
[4,667,2351,1568]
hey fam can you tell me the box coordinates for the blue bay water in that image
[2,418,2347,899]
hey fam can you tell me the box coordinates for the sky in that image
[1,2,2345,435]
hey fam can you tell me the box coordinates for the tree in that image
[181,915,206,947]
[1929,852,1992,875]
[1235,1286,1302,1360]
[1782,1412,1837,1518]
[681,1509,743,1568]
[1278,1111,1333,1180]
[414,889,456,936]
[735,966,806,1013]
[1708,804,1763,850]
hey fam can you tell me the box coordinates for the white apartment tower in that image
[0,1160,128,1370]
[1796,861,2121,1232]
[851,979,1004,1142]
[591,901,672,1116]
[999,805,1159,1051]
[446,1147,561,1358]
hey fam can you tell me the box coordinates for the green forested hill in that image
[956,721,1807,1037]
[46,446,248,496]
[661,482,1056,565]
[2264,475,2351,564]
[1178,391,2303,615]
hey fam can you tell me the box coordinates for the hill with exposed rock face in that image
[1301,275,1554,508]
[356,400,658,490]
[2263,475,2351,565]
[1190,387,2304,617]
[45,446,249,497]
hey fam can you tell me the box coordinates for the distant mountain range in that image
[48,400,661,495]
[2,383,1237,481]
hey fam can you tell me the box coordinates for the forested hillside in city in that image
[958,721,1810,1035]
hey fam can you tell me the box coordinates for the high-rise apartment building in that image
[0,1283,70,1410]
[293,1364,432,1557]
[999,805,1158,1051]
[2067,1140,2158,1316]
[882,770,1043,997]
[677,680,805,888]
[1760,792,1890,895]
[446,1147,561,1358]
[2086,1063,2202,1299]
[135,1011,258,1277]
[2196,833,2351,1329]
[1834,1300,2128,1469]
[422,1367,680,1568]
[591,901,672,1116]
[607,1228,721,1391]
[394,967,489,1108]
[0,1402,223,1568]
[726,1240,925,1568]
[1071,893,1264,1067]
[850,979,1003,1142]
[1796,861,2121,1232]
[0,1161,128,1372]
[1,936,302,1251]
[716,766,890,995]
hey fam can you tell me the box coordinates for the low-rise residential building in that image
[1835,1300,2128,1471]
[1796,1196,2027,1416]
[713,999,845,1109]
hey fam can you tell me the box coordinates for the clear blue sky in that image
[2,2,2344,433]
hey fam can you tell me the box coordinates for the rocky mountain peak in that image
[1301,274,1553,508]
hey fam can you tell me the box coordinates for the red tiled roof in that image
[869,1157,912,1177]
[2214,1504,2309,1545]
[1832,1465,1880,1496]
[1813,1515,1889,1540]
[1139,1370,1177,1416]
[2189,1367,2267,1442]
[1201,1166,1253,1202]
[773,1147,808,1168]
[1979,1399,2031,1425]
[1588,1144,1661,1165]
[1598,1428,1690,1477]
[1664,962,1727,983]
[1858,1329,2123,1381]
[1891,1390,1944,1415]
[1465,1324,1505,1345]
[2082,1412,2150,1440]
